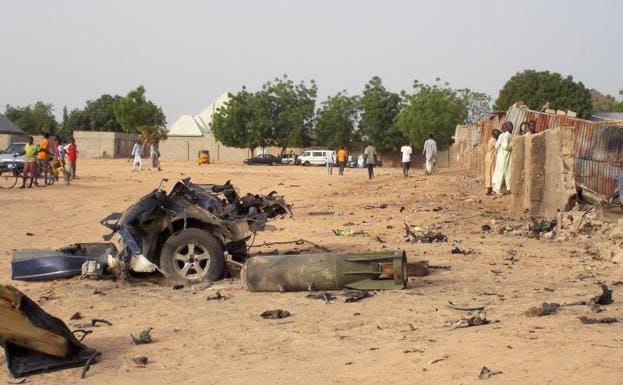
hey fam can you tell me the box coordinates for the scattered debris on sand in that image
[591,284,613,305]
[452,310,490,328]
[578,316,618,324]
[260,310,291,319]
[525,302,561,317]
[405,224,448,243]
[131,328,153,345]
[479,366,502,379]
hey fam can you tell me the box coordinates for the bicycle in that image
[33,159,55,186]
[0,153,21,189]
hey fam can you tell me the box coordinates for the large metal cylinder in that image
[242,250,407,292]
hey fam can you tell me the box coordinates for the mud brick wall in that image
[0,133,28,150]
[73,131,139,158]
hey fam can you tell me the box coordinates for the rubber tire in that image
[159,228,225,283]
[304,161,310,166]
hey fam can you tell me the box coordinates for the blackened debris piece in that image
[131,328,153,344]
[343,290,374,303]
[0,285,98,378]
[529,218,557,237]
[405,224,448,243]
[453,310,489,328]
[579,316,618,324]
[306,292,336,303]
[451,247,473,255]
[91,319,112,327]
[525,302,561,317]
[260,310,291,319]
[481,224,492,233]
[479,366,502,379]
[591,284,613,305]
[206,290,228,301]
[132,356,149,365]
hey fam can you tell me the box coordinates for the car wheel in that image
[304,161,310,166]
[159,228,225,283]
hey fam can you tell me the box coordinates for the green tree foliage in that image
[212,76,317,155]
[395,82,467,150]
[113,85,166,135]
[262,75,317,153]
[4,102,58,135]
[66,94,123,134]
[314,91,359,147]
[359,76,404,152]
[494,70,593,118]
[211,87,267,155]
[592,92,623,113]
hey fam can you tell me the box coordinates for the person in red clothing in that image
[65,137,78,180]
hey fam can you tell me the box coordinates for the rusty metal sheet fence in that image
[452,104,622,198]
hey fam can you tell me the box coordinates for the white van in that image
[297,149,335,166]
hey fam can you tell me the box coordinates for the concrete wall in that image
[511,128,577,217]
[158,133,302,163]
[73,131,139,158]
[0,133,29,150]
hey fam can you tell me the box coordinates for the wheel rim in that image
[172,242,211,280]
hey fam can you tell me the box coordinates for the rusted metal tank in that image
[242,250,408,292]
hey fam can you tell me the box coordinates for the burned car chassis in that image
[101,178,290,283]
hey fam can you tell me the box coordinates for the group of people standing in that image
[21,133,78,188]
[485,121,520,195]
[131,140,161,171]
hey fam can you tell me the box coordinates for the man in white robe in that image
[492,122,513,194]
[422,134,437,175]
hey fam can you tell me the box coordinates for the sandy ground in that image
[1,158,622,385]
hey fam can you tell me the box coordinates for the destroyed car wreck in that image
[13,179,291,284]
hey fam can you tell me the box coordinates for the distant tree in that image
[494,70,593,118]
[262,75,317,154]
[314,91,359,147]
[592,93,623,113]
[395,82,467,150]
[459,89,492,123]
[359,76,404,152]
[4,102,58,135]
[211,87,268,156]
[113,86,166,137]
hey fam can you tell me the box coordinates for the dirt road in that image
[1,159,621,384]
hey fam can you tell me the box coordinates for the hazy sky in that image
[1,0,621,124]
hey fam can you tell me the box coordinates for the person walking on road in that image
[400,143,413,177]
[131,140,143,171]
[325,149,336,175]
[20,136,38,189]
[337,146,347,176]
[364,143,377,180]
[423,134,437,176]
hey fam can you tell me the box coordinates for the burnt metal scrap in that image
[12,178,290,284]
[100,178,291,282]
[0,285,98,378]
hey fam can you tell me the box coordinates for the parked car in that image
[280,154,297,165]
[0,142,26,172]
[243,154,280,165]
[297,149,336,166]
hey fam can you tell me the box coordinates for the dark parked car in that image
[243,154,280,165]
